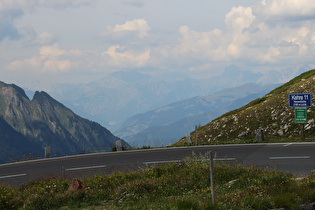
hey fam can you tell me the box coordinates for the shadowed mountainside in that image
[0,81,128,163]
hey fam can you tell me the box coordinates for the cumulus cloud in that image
[107,19,150,38]
[158,0,315,68]
[254,0,315,21]
[123,0,145,7]
[7,43,83,72]
[102,45,150,68]
[33,32,56,45]
[19,27,57,45]
[225,6,255,32]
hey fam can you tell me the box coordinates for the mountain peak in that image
[32,91,66,109]
[0,81,29,100]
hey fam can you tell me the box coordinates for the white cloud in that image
[102,45,150,68]
[3,0,315,82]
[255,0,315,21]
[156,0,315,67]
[33,32,56,45]
[108,19,150,38]
[7,43,83,72]
[225,6,255,32]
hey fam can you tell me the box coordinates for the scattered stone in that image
[277,130,284,136]
[238,131,248,138]
[68,178,86,192]
[305,124,311,130]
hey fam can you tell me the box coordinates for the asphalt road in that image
[1,142,315,187]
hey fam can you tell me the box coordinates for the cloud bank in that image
[2,0,315,80]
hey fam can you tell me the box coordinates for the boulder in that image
[68,178,86,191]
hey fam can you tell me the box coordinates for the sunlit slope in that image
[174,69,315,145]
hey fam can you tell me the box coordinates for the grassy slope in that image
[174,69,315,146]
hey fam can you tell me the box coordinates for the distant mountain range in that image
[0,81,128,163]
[174,69,315,146]
[114,83,280,147]
[49,65,311,132]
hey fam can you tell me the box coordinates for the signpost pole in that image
[300,124,305,140]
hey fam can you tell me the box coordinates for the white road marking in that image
[143,160,182,165]
[65,165,107,171]
[269,156,310,160]
[284,143,293,147]
[143,158,236,165]
[0,173,27,179]
[214,158,236,161]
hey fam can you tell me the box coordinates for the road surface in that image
[1,142,315,187]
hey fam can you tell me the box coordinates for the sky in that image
[1,0,315,91]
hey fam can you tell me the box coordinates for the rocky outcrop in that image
[0,81,129,163]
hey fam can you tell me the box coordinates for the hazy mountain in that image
[115,83,280,147]
[48,65,310,134]
[49,66,272,131]
[0,81,128,163]
[174,69,315,146]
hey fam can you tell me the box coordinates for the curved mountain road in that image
[1,142,315,187]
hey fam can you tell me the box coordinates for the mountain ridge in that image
[114,83,280,147]
[49,65,310,131]
[0,81,128,163]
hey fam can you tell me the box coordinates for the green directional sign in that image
[295,108,307,124]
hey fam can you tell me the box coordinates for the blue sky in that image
[1,0,315,91]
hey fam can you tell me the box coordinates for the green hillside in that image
[174,69,315,146]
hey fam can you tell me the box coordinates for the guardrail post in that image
[45,147,51,158]
[116,140,122,151]
[186,133,192,144]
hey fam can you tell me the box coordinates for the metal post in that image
[195,125,198,145]
[300,124,305,140]
[209,151,215,204]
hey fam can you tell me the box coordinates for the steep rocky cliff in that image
[0,81,127,163]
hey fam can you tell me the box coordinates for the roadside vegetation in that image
[2,153,315,209]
